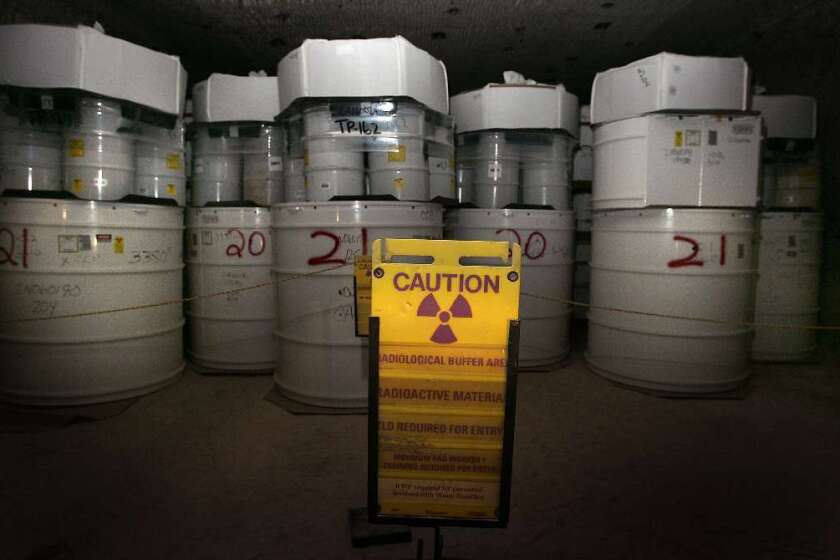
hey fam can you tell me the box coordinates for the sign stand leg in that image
[433,526,443,560]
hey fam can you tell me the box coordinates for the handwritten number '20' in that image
[225,229,266,258]
[495,229,546,260]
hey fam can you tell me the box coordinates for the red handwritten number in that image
[668,235,704,268]
[524,232,547,260]
[248,232,266,256]
[0,227,26,268]
[308,228,369,266]
[226,229,246,257]
[495,228,522,247]
[226,229,267,258]
[495,229,546,260]
[719,234,726,266]
[308,230,343,265]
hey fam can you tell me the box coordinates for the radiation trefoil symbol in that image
[417,294,472,344]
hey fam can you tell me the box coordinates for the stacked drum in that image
[270,36,451,407]
[0,93,62,193]
[449,79,579,367]
[63,97,135,200]
[0,23,188,405]
[751,95,823,362]
[135,122,187,206]
[185,74,282,372]
[586,53,761,393]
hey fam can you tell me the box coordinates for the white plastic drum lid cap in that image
[276,36,449,116]
[450,78,579,137]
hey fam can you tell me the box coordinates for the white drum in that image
[191,179,242,207]
[459,132,520,208]
[304,137,365,201]
[752,212,822,362]
[241,125,285,206]
[445,208,575,366]
[135,141,186,206]
[520,135,572,206]
[283,157,306,202]
[63,132,135,200]
[0,128,62,192]
[186,207,275,371]
[521,184,568,209]
[587,208,757,394]
[428,155,456,200]
[473,182,519,209]
[368,168,429,200]
[367,137,429,200]
[77,97,125,132]
[0,195,184,405]
[272,201,443,407]
[456,163,474,204]
[191,127,243,204]
[367,138,426,169]
[305,168,365,201]
[63,97,135,200]
[772,162,820,209]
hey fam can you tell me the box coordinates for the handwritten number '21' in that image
[668,235,727,268]
[0,227,28,268]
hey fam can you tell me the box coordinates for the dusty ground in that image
[2,334,839,559]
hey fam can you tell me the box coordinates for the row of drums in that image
[0,194,823,405]
[455,131,574,209]
[0,97,188,205]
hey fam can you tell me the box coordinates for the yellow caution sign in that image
[368,238,521,528]
[354,255,372,336]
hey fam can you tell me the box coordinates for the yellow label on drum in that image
[165,153,182,170]
[71,178,83,192]
[388,144,407,163]
[166,183,177,195]
[114,236,124,254]
[68,138,85,157]
[393,177,406,190]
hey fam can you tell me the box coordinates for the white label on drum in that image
[58,235,79,253]
[488,162,502,180]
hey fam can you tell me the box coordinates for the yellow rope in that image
[0,262,349,324]
[2,264,838,332]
